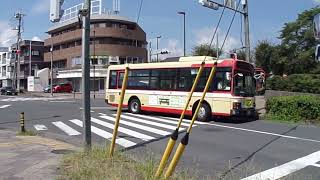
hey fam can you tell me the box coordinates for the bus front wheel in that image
[195,103,211,122]
[128,98,141,114]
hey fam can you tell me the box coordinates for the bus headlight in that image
[233,102,242,110]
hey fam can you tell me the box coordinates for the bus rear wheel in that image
[128,98,141,114]
[195,103,211,122]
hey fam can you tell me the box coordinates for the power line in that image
[205,3,227,58]
[220,0,241,52]
[136,0,144,24]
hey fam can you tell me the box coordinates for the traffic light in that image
[160,51,169,54]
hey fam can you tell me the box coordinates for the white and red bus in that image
[105,56,256,121]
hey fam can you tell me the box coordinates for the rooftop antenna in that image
[113,0,120,14]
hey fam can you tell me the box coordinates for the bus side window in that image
[109,71,117,89]
[178,68,192,91]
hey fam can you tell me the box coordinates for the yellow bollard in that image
[20,112,25,133]
[109,66,129,157]
[164,62,217,178]
[155,62,205,177]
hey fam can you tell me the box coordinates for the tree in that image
[254,40,274,74]
[278,7,320,74]
[192,44,222,58]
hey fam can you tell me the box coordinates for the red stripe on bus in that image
[212,112,231,116]
[141,106,193,116]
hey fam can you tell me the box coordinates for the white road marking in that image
[99,115,170,136]
[206,123,320,143]
[33,124,48,131]
[163,116,207,125]
[0,105,11,109]
[0,97,68,102]
[70,119,136,148]
[91,117,154,141]
[242,150,320,180]
[49,101,75,103]
[312,163,320,168]
[125,113,193,127]
[52,121,81,136]
[114,114,180,130]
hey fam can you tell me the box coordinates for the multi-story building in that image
[0,47,13,88]
[43,1,148,92]
[11,40,46,90]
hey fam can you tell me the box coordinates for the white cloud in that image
[32,0,50,14]
[314,0,320,4]
[0,21,17,47]
[32,36,42,41]
[193,26,241,53]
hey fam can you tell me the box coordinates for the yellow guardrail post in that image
[155,61,205,177]
[20,112,25,133]
[164,62,217,179]
[109,66,129,157]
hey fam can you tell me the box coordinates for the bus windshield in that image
[233,72,255,97]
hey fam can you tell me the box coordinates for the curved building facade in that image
[44,14,148,92]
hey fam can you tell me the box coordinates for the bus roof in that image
[107,56,252,71]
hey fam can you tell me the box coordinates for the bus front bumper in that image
[230,108,256,117]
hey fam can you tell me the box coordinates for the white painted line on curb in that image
[99,115,170,136]
[206,123,320,143]
[242,150,320,180]
[91,117,154,141]
[52,121,81,136]
[33,124,48,131]
[70,119,136,148]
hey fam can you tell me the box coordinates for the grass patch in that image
[58,146,193,180]
[16,130,37,136]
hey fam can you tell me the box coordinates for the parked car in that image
[43,84,56,93]
[52,83,73,93]
[0,87,18,95]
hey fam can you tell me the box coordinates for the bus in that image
[105,56,256,121]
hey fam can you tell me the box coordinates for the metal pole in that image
[93,30,96,99]
[216,31,219,59]
[29,41,32,76]
[183,13,186,57]
[82,0,92,149]
[243,0,250,62]
[50,38,53,97]
[149,41,152,62]
[156,37,159,62]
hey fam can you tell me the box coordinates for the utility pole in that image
[156,36,161,62]
[80,0,92,149]
[243,0,250,62]
[50,38,54,97]
[93,30,96,99]
[15,12,24,92]
[29,41,32,76]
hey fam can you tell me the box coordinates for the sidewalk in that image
[255,95,266,119]
[0,130,76,180]
[22,92,105,99]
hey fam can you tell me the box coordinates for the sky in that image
[0,0,319,59]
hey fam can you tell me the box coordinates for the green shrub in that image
[266,74,320,94]
[266,96,320,123]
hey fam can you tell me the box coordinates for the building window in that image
[71,57,82,67]
[32,51,40,56]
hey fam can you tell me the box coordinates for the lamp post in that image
[156,36,161,62]
[178,11,186,57]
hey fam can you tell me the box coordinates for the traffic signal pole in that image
[243,0,250,62]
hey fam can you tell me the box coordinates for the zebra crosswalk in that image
[33,113,203,148]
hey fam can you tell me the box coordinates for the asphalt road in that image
[0,94,319,179]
